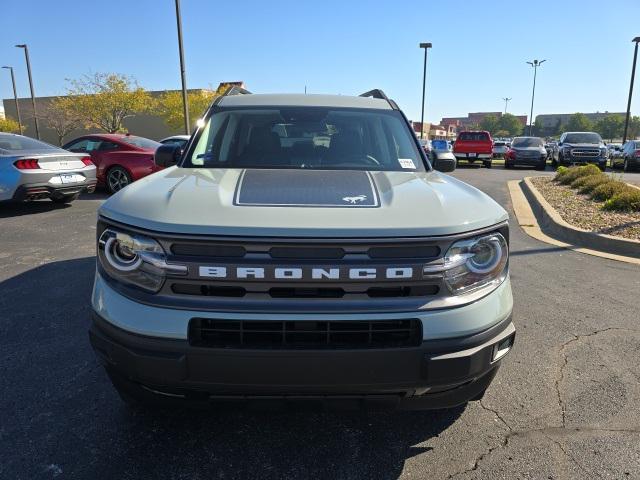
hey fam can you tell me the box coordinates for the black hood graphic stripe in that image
[234,169,379,207]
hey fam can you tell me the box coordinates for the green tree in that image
[626,115,640,140]
[533,116,547,136]
[497,113,524,136]
[565,113,593,132]
[156,89,216,131]
[0,117,22,133]
[66,72,153,133]
[594,114,624,142]
[479,114,499,134]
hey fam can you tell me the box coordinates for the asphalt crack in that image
[555,327,640,427]
[448,327,640,479]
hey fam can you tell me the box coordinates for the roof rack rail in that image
[359,89,397,109]
[222,85,252,96]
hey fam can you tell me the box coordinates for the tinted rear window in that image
[511,137,543,147]
[458,132,489,141]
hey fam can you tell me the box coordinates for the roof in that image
[218,93,393,110]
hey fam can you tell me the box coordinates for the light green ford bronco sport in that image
[89,88,515,410]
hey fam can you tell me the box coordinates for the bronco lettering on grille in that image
[198,266,415,281]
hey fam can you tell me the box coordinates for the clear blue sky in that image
[1,0,639,124]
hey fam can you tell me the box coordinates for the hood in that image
[99,167,508,238]
[563,142,603,148]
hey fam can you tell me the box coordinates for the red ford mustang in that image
[63,134,162,193]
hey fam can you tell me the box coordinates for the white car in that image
[492,141,509,158]
[159,135,191,150]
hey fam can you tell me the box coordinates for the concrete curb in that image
[518,177,640,260]
[508,180,640,265]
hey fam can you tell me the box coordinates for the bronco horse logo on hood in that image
[342,195,367,204]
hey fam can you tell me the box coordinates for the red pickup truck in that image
[453,131,494,168]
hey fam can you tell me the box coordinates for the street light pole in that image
[622,37,640,145]
[526,59,546,136]
[174,0,190,135]
[502,97,512,114]
[15,44,39,139]
[2,66,23,135]
[419,42,432,140]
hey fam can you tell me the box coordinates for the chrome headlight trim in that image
[98,229,187,292]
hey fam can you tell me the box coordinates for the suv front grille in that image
[188,318,422,349]
[570,148,600,158]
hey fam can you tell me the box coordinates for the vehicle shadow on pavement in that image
[0,200,72,218]
[0,257,464,480]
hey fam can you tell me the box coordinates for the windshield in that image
[511,137,543,148]
[0,134,58,153]
[563,133,601,144]
[120,136,161,150]
[183,107,426,171]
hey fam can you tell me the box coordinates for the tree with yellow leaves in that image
[66,73,153,133]
[0,117,22,134]
[155,89,216,131]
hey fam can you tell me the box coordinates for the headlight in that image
[424,232,509,295]
[98,229,187,292]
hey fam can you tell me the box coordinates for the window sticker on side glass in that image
[398,158,416,169]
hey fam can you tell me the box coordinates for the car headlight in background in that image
[424,232,509,295]
[98,229,187,292]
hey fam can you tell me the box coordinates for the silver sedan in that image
[0,133,97,204]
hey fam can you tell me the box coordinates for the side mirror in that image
[433,153,456,173]
[155,144,182,168]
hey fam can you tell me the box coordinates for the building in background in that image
[534,112,625,129]
[440,112,528,131]
[2,82,244,144]
[0,105,5,120]
[411,121,456,140]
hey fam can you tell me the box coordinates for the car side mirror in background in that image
[557,142,562,146]
[155,144,182,168]
[432,153,456,173]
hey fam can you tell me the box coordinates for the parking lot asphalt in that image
[1,166,639,479]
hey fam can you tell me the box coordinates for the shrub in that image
[603,188,640,212]
[591,180,629,202]
[576,174,610,194]
[570,173,605,189]
[555,164,601,185]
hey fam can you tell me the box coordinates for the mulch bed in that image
[530,176,640,241]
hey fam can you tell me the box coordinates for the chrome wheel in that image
[107,168,130,193]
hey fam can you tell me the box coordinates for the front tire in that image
[106,166,132,194]
[483,160,492,169]
[51,193,80,204]
[535,161,546,171]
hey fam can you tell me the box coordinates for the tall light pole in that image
[502,97,512,114]
[419,42,432,140]
[15,44,39,139]
[2,66,23,134]
[526,59,545,136]
[622,37,640,144]
[174,0,190,135]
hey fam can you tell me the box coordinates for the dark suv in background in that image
[552,131,608,171]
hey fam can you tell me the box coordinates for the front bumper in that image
[89,275,515,409]
[90,312,514,409]
[509,155,546,166]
